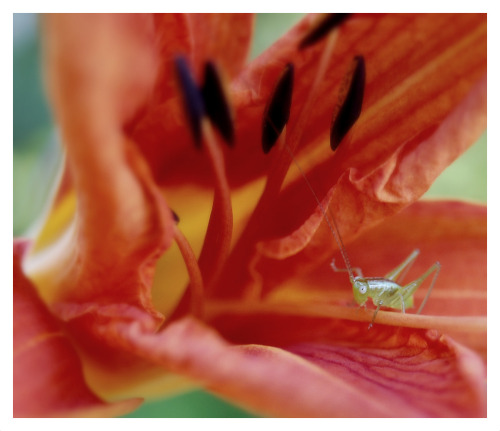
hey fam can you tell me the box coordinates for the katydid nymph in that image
[262,51,440,328]
[287,144,441,328]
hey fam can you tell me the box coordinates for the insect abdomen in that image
[367,278,412,310]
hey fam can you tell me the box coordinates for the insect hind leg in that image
[399,292,405,314]
[385,249,420,282]
[416,262,441,314]
[401,261,441,314]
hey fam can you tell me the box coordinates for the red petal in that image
[27,15,175,317]
[213,14,486,298]
[264,72,486,242]
[152,13,254,98]
[184,14,254,79]
[130,13,255,182]
[108,315,485,417]
[256,201,486,313]
[242,200,486,357]
[228,13,486,187]
[223,315,486,417]
[13,240,141,417]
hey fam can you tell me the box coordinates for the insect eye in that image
[359,285,367,294]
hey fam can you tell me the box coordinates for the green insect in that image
[268,55,440,328]
[288,150,441,328]
[330,249,441,328]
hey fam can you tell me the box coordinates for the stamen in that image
[262,63,294,154]
[210,31,339,298]
[260,31,338,198]
[173,226,204,318]
[330,55,366,150]
[174,55,205,147]
[201,61,235,146]
[171,209,180,224]
[173,58,233,301]
[299,13,352,50]
[197,119,234,291]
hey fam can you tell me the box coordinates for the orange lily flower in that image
[14,13,486,418]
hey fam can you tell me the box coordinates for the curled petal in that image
[265,73,486,243]
[13,240,141,417]
[130,13,255,182]
[248,200,486,357]
[254,201,485,307]
[229,13,486,187]
[106,317,398,417]
[25,14,175,319]
[208,311,486,417]
[185,14,254,79]
[212,14,486,299]
[107,315,485,417]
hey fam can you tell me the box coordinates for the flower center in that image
[171,57,236,318]
[170,15,367,317]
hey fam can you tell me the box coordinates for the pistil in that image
[212,29,340,299]
[173,56,234,309]
[196,119,233,290]
[173,226,204,318]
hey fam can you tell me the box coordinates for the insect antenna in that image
[261,58,366,285]
[284,144,356,283]
[285,55,366,282]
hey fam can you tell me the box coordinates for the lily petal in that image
[228,13,486,187]
[13,240,141,417]
[212,14,486,299]
[149,13,254,102]
[130,13,255,183]
[249,200,486,356]
[256,200,485,305]
[16,14,486,418]
[25,14,174,320]
[235,319,486,418]
[106,315,485,417]
[263,72,486,244]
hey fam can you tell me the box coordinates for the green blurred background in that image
[13,13,486,418]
